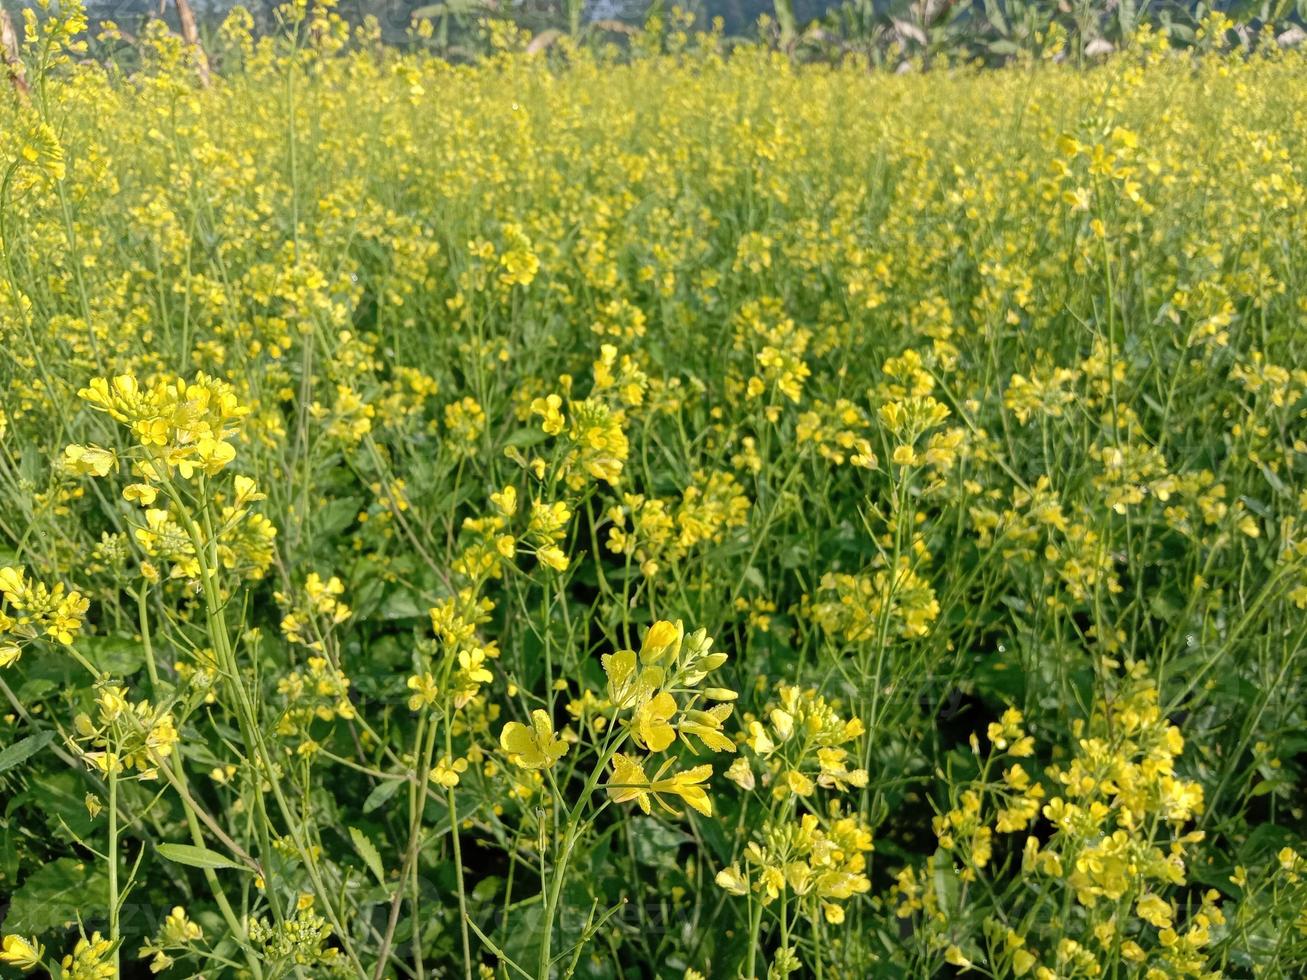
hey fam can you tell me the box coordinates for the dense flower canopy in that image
[0,3,1305,978]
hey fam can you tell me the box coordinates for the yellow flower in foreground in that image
[63,444,117,477]
[0,935,43,971]
[161,907,203,944]
[61,932,114,978]
[607,754,714,817]
[536,544,570,572]
[1136,893,1173,929]
[602,648,637,705]
[431,756,469,787]
[632,691,678,752]
[602,648,663,708]
[715,863,749,895]
[406,672,439,711]
[640,619,683,664]
[500,709,568,769]
[678,706,736,753]
[944,945,972,969]
[96,685,129,724]
[608,753,652,810]
[145,950,174,973]
[123,483,158,506]
[0,566,25,599]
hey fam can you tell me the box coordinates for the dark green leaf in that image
[4,858,108,932]
[0,731,55,774]
[157,843,242,871]
[364,777,406,814]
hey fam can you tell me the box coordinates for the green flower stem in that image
[107,730,120,976]
[135,585,160,697]
[169,480,366,977]
[745,892,764,980]
[537,727,629,979]
[165,757,265,980]
[444,709,475,980]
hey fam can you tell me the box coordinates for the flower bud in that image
[639,620,683,665]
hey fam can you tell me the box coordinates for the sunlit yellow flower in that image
[640,620,683,665]
[0,935,43,971]
[500,709,568,769]
[632,691,677,752]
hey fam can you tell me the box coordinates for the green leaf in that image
[0,731,55,774]
[696,808,733,863]
[5,858,108,932]
[15,677,59,705]
[629,817,691,870]
[81,634,144,676]
[363,776,406,814]
[314,496,362,538]
[378,588,425,621]
[471,874,501,904]
[157,843,242,871]
[502,425,549,449]
[31,771,96,841]
[931,847,960,912]
[349,826,387,886]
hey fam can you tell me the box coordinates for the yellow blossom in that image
[500,710,568,770]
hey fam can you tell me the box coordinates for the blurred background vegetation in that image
[3,0,1306,70]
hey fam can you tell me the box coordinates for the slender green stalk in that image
[445,709,475,980]
[107,736,120,976]
[537,730,629,979]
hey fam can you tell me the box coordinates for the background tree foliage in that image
[11,0,1307,66]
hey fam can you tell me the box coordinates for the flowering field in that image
[2,6,1307,979]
